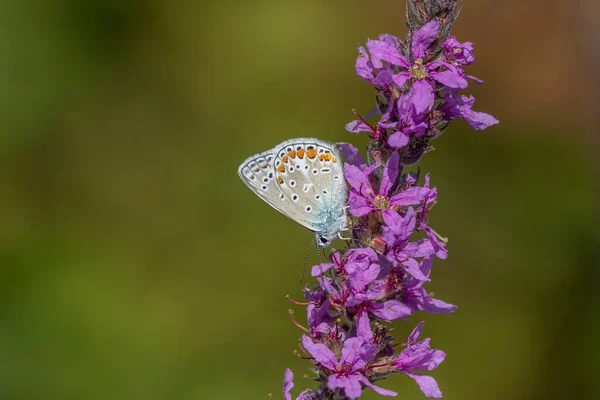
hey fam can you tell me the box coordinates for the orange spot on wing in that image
[277,164,285,172]
[288,150,296,159]
[281,155,289,163]
[277,175,284,184]
[332,156,337,163]
[297,148,305,158]
[307,148,317,159]
[260,163,268,169]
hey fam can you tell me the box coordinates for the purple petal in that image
[408,321,424,344]
[340,337,364,366]
[347,247,378,266]
[380,151,399,196]
[390,186,431,206]
[366,39,410,68]
[356,311,373,343]
[364,164,381,177]
[296,389,314,400]
[410,80,434,114]
[425,349,447,370]
[311,262,335,277]
[380,97,395,123]
[403,239,435,258]
[284,369,294,400]
[421,225,448,259]
[348,191,375,217]
[466,74,484,84]
[370,299,412,320]
[392,71,411,87]
[337,142,367,169]
[430,69,468,89]
[328,375,362,399]
[345,119,373,134]
[388,132,410,148]
[318,277,341,300]
[372,68,394,87]
[420,255,433,277]
[419,291,458,313]
[301,336,337,370]
[308,299,332,328]
[382,207,416,241]
[354,281,385,302]
[406,373,443,398]
[379,33,402,47]
[356,375,398,397]
[343,164,375,193]
[463,108,500,130]
[402,258,430,281]
[412,21,440,59]
[356,46,373,81]
[379,121,400,130]
[348,263,380,293]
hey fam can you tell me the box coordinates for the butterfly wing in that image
[238,138,347,235]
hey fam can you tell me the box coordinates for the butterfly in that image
[238,138,348,248]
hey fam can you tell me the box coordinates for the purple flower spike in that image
[275,2,496,397]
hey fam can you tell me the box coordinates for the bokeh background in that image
[1,1,598,399]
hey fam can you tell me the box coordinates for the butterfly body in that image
[238,138,348,247]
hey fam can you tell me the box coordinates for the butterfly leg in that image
[337,231,352,241]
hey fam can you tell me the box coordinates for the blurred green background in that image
[0,1,597,399]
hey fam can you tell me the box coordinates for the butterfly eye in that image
[319,236,328,244]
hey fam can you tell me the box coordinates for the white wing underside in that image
[238,138,347,234]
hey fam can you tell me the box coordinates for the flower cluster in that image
[277,2,496,399]
[346,19,497,162]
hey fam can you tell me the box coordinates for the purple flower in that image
[312,248,381,293]
[307,298,336,338]
[301,335,397,399]
[415,175,449,260]
[318,276,351,308]
[402,256,457,313]
[353,281,413,320]
[388,94,429,148]
[444,36,475,66]
[366,21,468,114]
[283,369,315,400]
[356,34,404,88]
[394,322,446,398]
[381,207,437,281]
[344,151,432,219]
[442,90,499,130]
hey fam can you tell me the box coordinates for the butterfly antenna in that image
[300,239,315,281]
[317,246,323,266]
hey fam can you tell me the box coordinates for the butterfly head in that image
[315,232,333,248]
